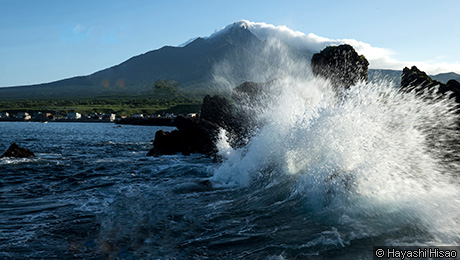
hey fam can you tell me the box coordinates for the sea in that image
[1,77,460,259]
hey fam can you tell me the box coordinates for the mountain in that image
[431,72,460,84]
[0,21,311,100]
[88,24,268,91]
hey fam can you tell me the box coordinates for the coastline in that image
[0,118,114,123]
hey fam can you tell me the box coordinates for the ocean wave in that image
[212,75,460,246]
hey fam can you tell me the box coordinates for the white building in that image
[102,113,116,122]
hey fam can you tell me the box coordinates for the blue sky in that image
[1,0,459,87]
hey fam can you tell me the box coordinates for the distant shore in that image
[0,118,114,123]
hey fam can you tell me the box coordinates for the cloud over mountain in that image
[209,20,460,75]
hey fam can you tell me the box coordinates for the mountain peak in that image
[230,20,252,30]
[208,20,326,53]
[208,20,252,39]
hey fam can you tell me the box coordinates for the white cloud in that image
[209,20,460,75]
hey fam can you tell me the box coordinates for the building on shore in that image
[0,112,9,118]
[133,114,144,118]
[33,112,54,121]
[108,113,116,122]
[67,112,81,120]
[17,112,31,120]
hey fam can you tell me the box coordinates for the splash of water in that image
[211,62,460,245]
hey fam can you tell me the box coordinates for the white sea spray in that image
[211,43,460,245]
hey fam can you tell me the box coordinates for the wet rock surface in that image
[147,116,220,157]
[311,44,369,89]
[401,66,460,103]
[1,142,35,158]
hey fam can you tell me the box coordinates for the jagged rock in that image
[441,79,460,103]
[148,95,228,157]
[200,94,247,137]
[231,81,266,104]
[174,116,220,155]
[311,44,369,89]
[401,66,440,91]
[148,92,257,157]
[446,79,460,88]
[1,142,35,158]
[147,116,220,157]
[146,130,182,156]
[200,95,233,128]
[229,81,272,146]
[401,66,460,103]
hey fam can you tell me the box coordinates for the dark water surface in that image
[0,122,454,259]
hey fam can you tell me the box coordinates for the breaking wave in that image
[212,71,460,246]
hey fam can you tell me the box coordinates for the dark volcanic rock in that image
[174,116,221,155]
[146,130,182,156]
[311,44,369,89]
[401,66,440,91]
[230,81,272,145]
[1,142,35,158]
[401,66,460,103]
[201,94,248,148]
[446,79,460,88]
[148,95,229,157]
[441,79,460,103]
[147,116,220,157]
[231,81,266,104]
[200,95,233,128]
[200,94,247,139]
[148,93,253,157]
[149,80,279,157]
